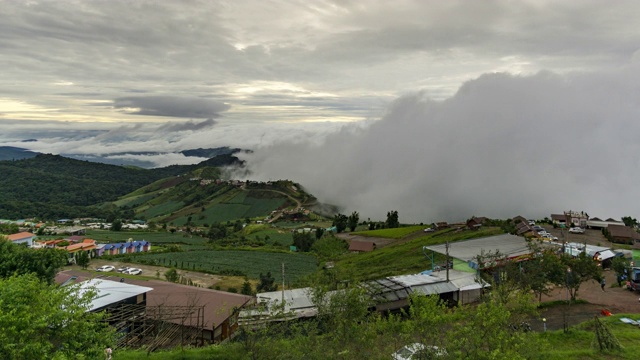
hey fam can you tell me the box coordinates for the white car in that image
[423,228,435,233]
[96,265,115,272]
[569,227,585,234]
[123,268,142,275]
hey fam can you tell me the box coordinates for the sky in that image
[2,1,640,222]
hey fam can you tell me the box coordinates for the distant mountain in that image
[180,147,241,158]
[61,147,242,168]
[0,146,40,161]
[0,153,244,219]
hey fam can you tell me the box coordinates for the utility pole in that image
[281,262,285,304]
[446,241,450,281]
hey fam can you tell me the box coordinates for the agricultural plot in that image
[86,230,209,245]
[142,200,185,219]
[185,194,286,224]
[114,193,156,208]
[246,229,293,247]
[133,250,318,283]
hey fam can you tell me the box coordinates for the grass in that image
[114,314,640,359]
[351,225,426,239]
[335,227,504,280]
[245,228,293,247]
[535,314,640,359]
[116,343,246,360]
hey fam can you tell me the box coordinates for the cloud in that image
[157,118,218,132]
[239,65,640,223]
[113,96,230,118]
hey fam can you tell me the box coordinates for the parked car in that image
[123,268,142,275]
[528,220,536,226]
[569,227,585,234]
[96,265,115,272]
[116,266,131,273]
[423,228,435,233]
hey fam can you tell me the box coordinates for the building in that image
[6,231,36,247]
[126,279,254,343]
[586,218,623,230]
[424,233,531,270]
[466,217,486,230]
[74,278,153,312]
[607,224,640,246]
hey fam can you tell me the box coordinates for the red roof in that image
[7,232,35,241]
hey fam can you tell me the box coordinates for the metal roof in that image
[77,279,153,312]
[424,233,530,262]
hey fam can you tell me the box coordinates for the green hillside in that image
[115,178,311,225]
[0,153,242,219]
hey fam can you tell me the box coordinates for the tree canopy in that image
[0,274,114,359]
[0,240,68,284]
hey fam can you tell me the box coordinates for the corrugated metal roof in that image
[78,279,153,312]
[424,234,530,262]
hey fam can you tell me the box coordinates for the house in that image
[565,211,588,228]
[126,279,254,344]
[515,221,534,237]
[6,231,36,247]
[435,221,449,230]
[349,240,376,253]
[82,279,152,312]
[550,214,567,226]
[586,218,622,229]
[512,215,527,224]
[66,239,97,262]
[466,217,486,230]
[607,224,640,246]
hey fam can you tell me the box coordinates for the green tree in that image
[241,279,253,295]
[315,227,325,239]
[621,216,638,228]
[386,210,399,228]
[611,256,631,286]
[0,240,67,284]
[0,274,114,359]
[111,219,123,231]
[292,231,315,252]
[332,213,348,233]
[76,250,91,270]
[347,211,359,232]
[561,253,603,300]
[257,271,277,292]
[164,267,179,283]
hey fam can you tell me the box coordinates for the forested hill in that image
[0,153,243,219]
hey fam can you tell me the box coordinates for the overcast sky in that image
[2,1,640,222]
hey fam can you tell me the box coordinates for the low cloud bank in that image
[240,66,640,223]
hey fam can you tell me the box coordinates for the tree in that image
[622,216,638,228]
[241,279,253,295]
[257,272,277,292]
[164,268,179,283]
[111,219,123,231]
[76,250,90,270]
[0,274,114,359]
[560,253,603,301]
[386,210,399,228]
[207,222,227,240]
[293,231,315,252]
[332,213,348,233]
[611,256,631,286]
[0,240,67,284]
[315,227,325,239]
[347,211,359,232]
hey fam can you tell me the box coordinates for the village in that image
[3,209,640,352]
